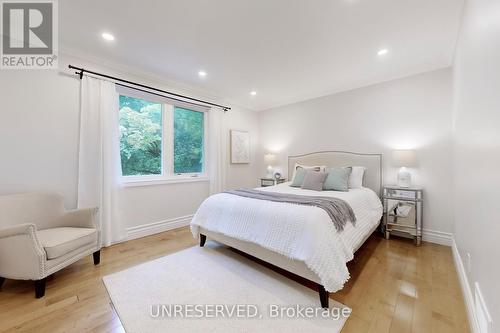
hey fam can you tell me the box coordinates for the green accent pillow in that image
[323,167,351,191]
[290,168,308,187]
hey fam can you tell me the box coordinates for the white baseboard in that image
[125,218,452,246]
[452,238,480,333]
[126,220,453,246]
[125,214,193,241]
[390,228,453,246]
[422,228,453,246]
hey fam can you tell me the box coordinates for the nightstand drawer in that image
[260,178,286,187]
[261,179,275,187]
[384,187,422,200]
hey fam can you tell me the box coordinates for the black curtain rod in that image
[68,65,231,111]
[115,83,210,110]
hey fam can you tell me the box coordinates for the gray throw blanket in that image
[223,189,356,231]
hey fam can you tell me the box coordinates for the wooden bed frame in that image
[200,151,383,308]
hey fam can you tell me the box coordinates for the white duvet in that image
[190,182,383,292]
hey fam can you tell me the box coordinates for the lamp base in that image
[397,168,411,187]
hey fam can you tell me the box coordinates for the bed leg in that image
[199,234,207,247]
[319,285,329,308]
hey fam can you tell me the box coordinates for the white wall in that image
[0,53,455,241]
[224,110,261,189]
[0,53,259,234]
[452,0,500,328]
[258,68,454,235]
[0,69,80,207]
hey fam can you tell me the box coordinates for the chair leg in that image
[319,285,329,308]
[200,234,207,247]
[35,278,46,298]
[93,250,101,265]
[0,277,5,289]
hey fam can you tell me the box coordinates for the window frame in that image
[117,87,209,187]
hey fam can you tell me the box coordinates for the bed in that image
[190,151,383,307]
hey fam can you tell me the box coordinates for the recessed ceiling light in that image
[377,48,389,56]
[101,32,115,41]
[198,70,207,78]
[250,91,257,96]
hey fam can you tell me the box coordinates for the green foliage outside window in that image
[174,107,204,173]
[119,95,205,177]
[119,95,162,176]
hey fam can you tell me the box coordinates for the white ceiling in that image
[60,0,464,111]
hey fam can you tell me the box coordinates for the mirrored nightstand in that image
[382,185,423,246]
[260,178,286,187]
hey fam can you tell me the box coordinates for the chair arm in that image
[0,223,37,238]
[58,207,99,229]
[0,224,46,280]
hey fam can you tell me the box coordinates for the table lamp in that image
[392,150,417,187]
[264,153,276,178]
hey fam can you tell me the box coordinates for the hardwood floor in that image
[337,234,470,333]
[0,227,469,333]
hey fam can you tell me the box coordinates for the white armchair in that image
[0,192,101,298]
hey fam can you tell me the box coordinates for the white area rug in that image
[103,244,350,333]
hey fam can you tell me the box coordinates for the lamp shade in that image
[264,153,276,165]
[392,150,417,167]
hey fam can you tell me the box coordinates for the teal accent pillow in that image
[323,167,351,191]
[290,168,307,187]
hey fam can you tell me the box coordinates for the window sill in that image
[122,177,210,188]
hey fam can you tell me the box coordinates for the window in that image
[119,95,163,176]
[174,107,205,174]
[118,90,208,184]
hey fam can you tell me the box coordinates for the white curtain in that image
[77,76,125,246]
[208,108,226,194]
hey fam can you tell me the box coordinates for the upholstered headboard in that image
[288,151,383,196]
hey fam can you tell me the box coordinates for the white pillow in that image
[348,166,365,189]
[291,163,326,180]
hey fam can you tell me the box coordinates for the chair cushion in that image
[37,227,97,259]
